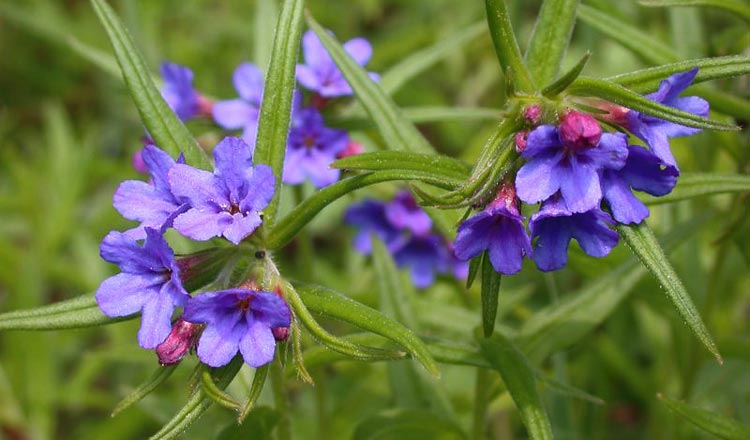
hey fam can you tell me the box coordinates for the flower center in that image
[237,296,253,312]
[229,203,241,214]
[303,135,316,148]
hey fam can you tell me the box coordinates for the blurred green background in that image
[0,0,749,439]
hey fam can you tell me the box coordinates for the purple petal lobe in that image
[212,99,257,130]
[196,324,241,368]
[137,287,176,349]
[343,38,373,65]
[239,321,276,367]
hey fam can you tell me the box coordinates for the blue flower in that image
[212,63,265,147]
[95,228,189,349]
[113,145,187,239]
[169,137,275,245]
[344,199,405,254]
[515,118,628,213]
[283,107,348,188]
[183,289,291,368]
[296,30,379,98]
[393,234,450,289]
[160,62,200,121]
[600,146,679,224]
[529,196,619,272]
[385,191,432,236]
[626,68,709,170]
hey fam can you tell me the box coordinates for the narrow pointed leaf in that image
[526,0,581,86]
[112,366,177,416]
[0,294,131,330]
[542,51,590,97]
[238,364,270,423]
[644,173,750,205]
[89,0,211,169]
[485,0,536,93]
[481,252,502,337]
[568,77,738,131]
[295,283,440,377]
[254,0,279,71]
[150,357,243,440]
[480,335,553,440]
[658,394,750,439]
[266,170,461,249]
[306,13,434,155]
[466,254,483,289]
[332,151,470,180]
[380,21,485,94]
[253,0,305,225]
[639,0,750,22]
[617,222,721,362]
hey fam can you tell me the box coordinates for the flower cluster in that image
[345,191,468,288]
[97,137,290,368]
[455,69,707,273]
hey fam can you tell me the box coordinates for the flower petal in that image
[558,160,601,213]
[570,212,619,257]
[233,62,264,104]
[95,273,159,317]
[522,125,561,158]
[173,209,233,241]
[196,323,241,367]
[137,286,176,349]
[250,291,291,328]
[222,212,262,245]
[601,171,650,224]
[239,320,276,367]
[212,99,257,131]
[169,164,227,210]
[240,164,275,212]
[515,151,563,204]
[343,37,372,65]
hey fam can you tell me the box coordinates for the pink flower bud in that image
[559,111,602,150]
[132,147,149,174]
[515,131,528,153]
[523,105,541,125]
[272,327,289,341]
[196,94,214,118]
[156,318,202,366]
[337,140,365,159]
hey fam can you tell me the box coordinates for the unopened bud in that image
[337,140,365,159]
[559,111,601,150]
[272,327,289,341]
[515,131,528,153]
[132,146,149,174]
[488,181,520,215]
[523,105,541,125]
[156,318,202,366]
[196,94,214,118]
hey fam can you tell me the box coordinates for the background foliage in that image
[0,0,749,439]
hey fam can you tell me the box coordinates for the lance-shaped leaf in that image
[149,357,243,440]
[617,222,721,363]
[643,173,750,205]
[306,13,434,155]
[525,0,581,86]
[658,394,750,440]
[480,335,553,440]
[112,366,176,417]
[253,0,305,225]
[568,77,738,131]
[481,252,502,337]
[332,151,470,180]
[485,0,536,93]
[295,283,440,377]
[266,170,461,249]
[542,51,590,97]
[89,0,210,170]
[254,0,279,71]
[380,21,485,95]
[0,294,130,330]
[639,0,750,23]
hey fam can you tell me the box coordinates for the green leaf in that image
[466,254,482,289]
[266,170,460,249]
[295,283,441,377]
[150,357,243,440]
[568,77,738,131]
[480,252,502,337]
[639,0,750,23]
[372,238,417,328]
[480,335,553,440]
[644,173,750,205]
[353,409,466,440]
[238,365,270,423]
[254,0,279,71]
[0,294,130,330]
[253,0,305,225]
[111,366,176,417]
[89,0,211,170]
[332,151,470,180]
[484,0,537,93]
[217,407,280,440]
[658,394,750,440]
[380,21,485,95]
[330,106,502,130]
[617,222,721,362]
[306,13,435,155]
[542,51,590,97]
[525,0,581,86]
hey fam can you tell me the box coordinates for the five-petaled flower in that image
[169,137,275,245]
[183,289,291,368]
[96,228,190,349]
[212,63,265,147]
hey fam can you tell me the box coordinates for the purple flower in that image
[344,199,405,254]
[212,63,265,147]
[95,228,189,349]
[393,234,449,289]
[626,68,709,170]
[183,289,291,368]
[454,196,531,275]
[296,30,379,98]
[160,62,200,121]
[283,107,348,188]
[114,145,187,239]
[385,191,432,236]
[600,146,679,224]
[529,196,619,272]
[169,137,275,245]
[515,122,628,213]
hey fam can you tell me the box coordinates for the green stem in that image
[271,356,292,440]
[472,368,491,440]
[293,185,314,281]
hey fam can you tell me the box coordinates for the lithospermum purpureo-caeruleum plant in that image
[1,0,749,439]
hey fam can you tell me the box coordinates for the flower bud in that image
[196,94,214,118]
[514,131,528,153]
[559,111,601,150]
[272,327,290,341]
[523,105,541,125]
[156,318,202,366]
[337,140,365,159]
